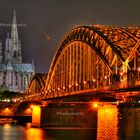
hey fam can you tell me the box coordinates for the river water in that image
[0,103,140,140]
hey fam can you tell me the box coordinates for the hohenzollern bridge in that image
[27,25,140,101]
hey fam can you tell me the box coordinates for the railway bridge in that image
[28,25,140,101]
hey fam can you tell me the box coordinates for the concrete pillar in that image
[32,105,41,127]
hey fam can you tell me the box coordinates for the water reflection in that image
[0,124,44,140]
[26,128,44,140]
[0,124,26,140]
[0,103,140,140]
[119,107,140,139]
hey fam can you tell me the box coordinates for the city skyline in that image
[0,0,140,73]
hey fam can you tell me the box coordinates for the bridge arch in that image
[27,73,47,99]
[44,25,140,98]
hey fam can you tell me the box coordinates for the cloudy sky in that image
[0,0,139,73]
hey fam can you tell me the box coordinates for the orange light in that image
[104,76,107,79]
[32,105,41,127]
[75,83,78,86]
[24,108,32,115]
[30,105,34,109]
[5,108,9,112]
[83,81,87,84]
[4,108,12,115]
[120,72,123,76]
[26,128,43,140]
[4,124,11,128]
[91,102,99,109]
[26,123,32,129]
[93,102,98,108]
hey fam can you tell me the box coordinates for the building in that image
[0,10,35,92]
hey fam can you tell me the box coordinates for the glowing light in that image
[26,123,32,129]
[32,105,41,127]
[5,108,9,112]
[58,88,60,91]
[24,108,32,115]
[4,108,12,115]
[4,124,11,128]
[75,83,78,86]
[104,76,107,79]
[138,67,140,71]
[93,102,98,108]
[63,87,65,89]
[83,81,87,84]
[93,79,96,82]
[120,72,123,76]
[26,128,43,140]
[30,105,34,109]
[91,102,99,109]
[69,85,71,88]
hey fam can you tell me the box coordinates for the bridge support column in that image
[32,105,41,127]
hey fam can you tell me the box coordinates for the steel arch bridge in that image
[27,73,47,99]
[28,25,140,99]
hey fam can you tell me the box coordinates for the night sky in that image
[0,0,139,73]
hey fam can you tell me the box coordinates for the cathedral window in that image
[13,51,17,58]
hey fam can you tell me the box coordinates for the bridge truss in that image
[28,25,140,99]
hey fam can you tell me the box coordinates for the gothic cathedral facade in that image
[0,10,35,92]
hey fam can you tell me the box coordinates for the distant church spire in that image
[11,9,19,42]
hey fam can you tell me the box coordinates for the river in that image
[0,103,140,140]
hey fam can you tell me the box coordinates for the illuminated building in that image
[0,10,35,92]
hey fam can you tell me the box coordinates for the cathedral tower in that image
[0,10,34,92]
[5,9,22,64]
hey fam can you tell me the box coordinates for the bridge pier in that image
[39,102,97,128]
[32,105,41,127]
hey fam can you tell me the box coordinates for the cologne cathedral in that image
[0,11,35,92]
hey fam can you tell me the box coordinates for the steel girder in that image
[28,73,46,96]
[44,26,140,98]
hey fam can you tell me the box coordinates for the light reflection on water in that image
[0,124,26,140]
[0,103,140,140]
[26,128,44,140]
[0,124,44,140]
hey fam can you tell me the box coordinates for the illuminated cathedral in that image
[0,10,35,92]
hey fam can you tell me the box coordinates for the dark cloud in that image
[0,0,139,73]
